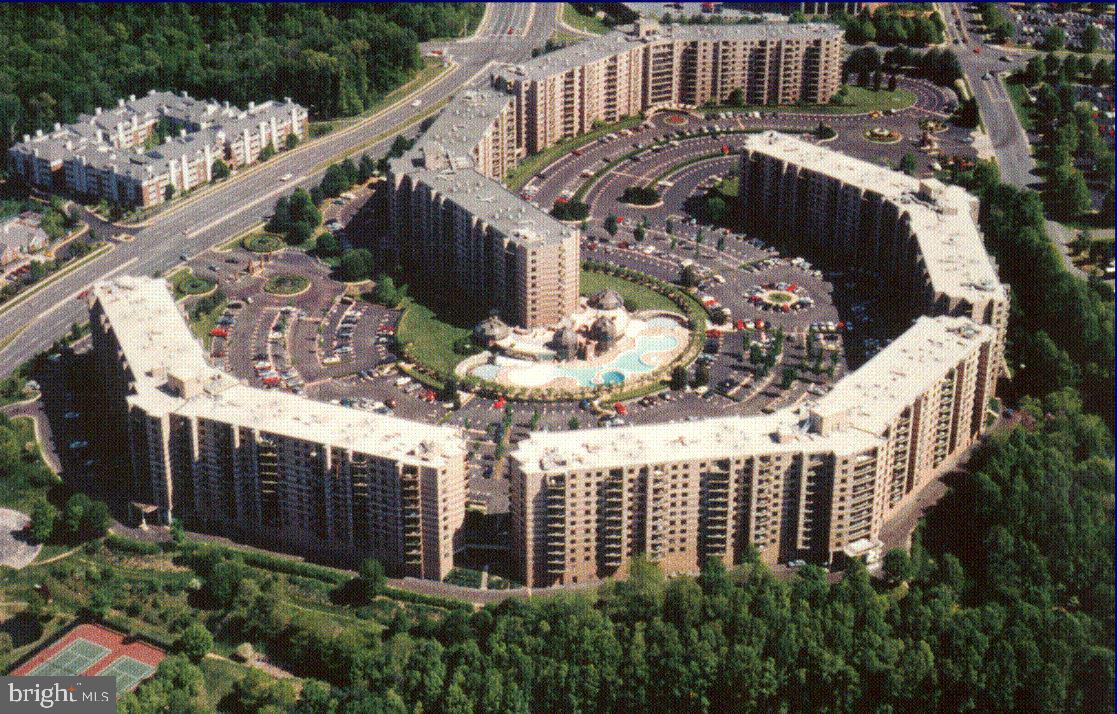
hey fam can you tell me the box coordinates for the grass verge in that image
[505,115,643,191]
[562,3,610,34]
[707,86,915,116]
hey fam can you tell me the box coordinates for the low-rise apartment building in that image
[495,19,843,153]
[88,276,464,579]
[510,315,997,587]
[9,90,307,209]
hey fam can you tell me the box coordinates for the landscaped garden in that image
[579,270,682,315]
[242,232,284,253]
[169,269,216,299]
[263,274,310,295]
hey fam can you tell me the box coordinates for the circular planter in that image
[243,233,284,253]
[179,275,216,296]
[264,274,310,296]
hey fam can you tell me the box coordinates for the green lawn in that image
[563,3,609,34]
[242,232,284,253]
[395,299,473,377]
[188,296,228,347]
[715,176,739,198]
[580,271,682,315]
[1005,77,1035,132]
[505,115,643,191]
[168,268,216,299]
[707,85,915,116]
[0,416,57,512]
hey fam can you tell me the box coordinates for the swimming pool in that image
[553,333,679,387]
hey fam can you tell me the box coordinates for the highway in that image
[0,3,562,376]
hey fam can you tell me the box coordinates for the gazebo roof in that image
[589,288,624,310]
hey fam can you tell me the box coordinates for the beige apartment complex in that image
[89,276,464,580]
[738,131,1009,362]
[388,21,841,328]
[494,20,844,153]
[387,89,579,328]
[510,316,998,587]
[9,90,307,209]
[508,134,1007,588]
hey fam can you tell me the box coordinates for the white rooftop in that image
[92,276,461,467]
[811,315,995,436]
[742,131,1006,306]
[512,315,992,475]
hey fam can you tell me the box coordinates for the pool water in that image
[554,333,679,387]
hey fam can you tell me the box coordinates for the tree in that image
[882,548,912,585]
[285,132,299,150]
[29,498,56,544]
[899,152,918,176]
[357,558,386,600]
[1039,26,1066,51]
[679,264,700,288]
[567,416,580,430]
[604,215,618,237]
[887,73,898,91]
[1081,23,1101,54]
[1047,165,1092,219]
[670,365,688,390]
[693,363,710,387]
[706,195,727,224]
[259,144,276,161]
[211,159,230,181]
[780,366,796,389]
[164,184,174,202]
[285,220,313,245]
[1022,55,1046,86]
[175,623,214,663]
[872,69,883,91]
[716,236,726,252]
[633,224,645,242]
[338,248,374,282]
[727,87,745,107]
[316,231,342,257]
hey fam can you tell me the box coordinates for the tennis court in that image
[97,655,158,692]
[27,638,110,677]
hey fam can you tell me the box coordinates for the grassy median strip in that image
[505,116,643,191]
[648,152,724,188]
[316,93,453,171]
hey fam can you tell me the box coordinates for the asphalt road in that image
[0,2,562,377]
[938,3,1094,280]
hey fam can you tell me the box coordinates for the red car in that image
[614,402,628,416]
[493,397,506,409]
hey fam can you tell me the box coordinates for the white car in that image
[280,173,293,181]
[411,99,423,108]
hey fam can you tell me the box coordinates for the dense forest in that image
[119,382,1113,712]
[0,3,483,148]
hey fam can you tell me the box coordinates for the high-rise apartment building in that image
[494,20,844,153]
[88,276,464,579]
[510,316,997,586]
[387,89,579,328]
[738,131,1009,365]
